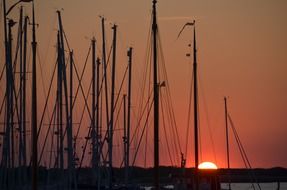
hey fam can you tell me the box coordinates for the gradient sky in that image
[1,0,287,169]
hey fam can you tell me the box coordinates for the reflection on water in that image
[221,183,287,190]
[142,183,287,190]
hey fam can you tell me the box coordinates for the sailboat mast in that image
[101,17,110,140]
[22,15,29,167]
[31,2,38,189]
[193,24,199,190]
[96,57,101,190]
[57,11,73,189]
[91,38,97,172]
[57,11,72,174]
[123,94,127,186]
[18,6,23,167]
[56,31,62,170]
[68,50,75,189]
[126,47,133,186]
[152,0,159,190]
[224,97,231,190]
[109,24,117,190]
[56,12,64,170]
[8,18,15,170]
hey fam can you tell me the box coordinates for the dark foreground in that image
[1,166,287,189]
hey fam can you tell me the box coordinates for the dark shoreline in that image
[2,166,287,186]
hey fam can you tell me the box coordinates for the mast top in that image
[112,24,117,30]
[153,0,157,13]
[193,22,197,54]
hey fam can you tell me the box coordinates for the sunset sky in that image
[1,0,287,169]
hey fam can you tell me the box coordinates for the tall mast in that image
[56,31,63,170]
[7,16,16,190]
[22,15,29,167]
[31,1,38,189]
[126,47,133,186]
[91,38,97,176]
[68,50,75,189]
[224,97,231,190]
[56,29,64,171]
[109,24,117,190]
[18,7,25,186]
[193,24,199,190]
[57,11,72,187]
[152,0,159,190]
[123,94,127,186]
[18,6,23,168]
[101,17,110,141]
[96,57,101,190]
[8,18,15,170]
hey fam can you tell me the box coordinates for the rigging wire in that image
[106,94,124,166]
[93,60,129,168]
[137,21,153,165]
[133,15,152,155]
[185,67,194,162]
[126,17,152,162]
[38,95,57,164]
[129,90,153,149]
[144,114,149,167]
[37,44,52,124]
[160,91,174,166]
[0,91,6,116]
[0,61,5,81]
[132,99,154,166]
[71,45,91,109]
[228,113,262,190]
[198,76,217,163]
[75,78,92,168]
[38,42,73,165]
[158,26,183,165]
[78,38,127,168]
[48,105,57,169]
[38,30,92,166]
[36,57,58,138]
[74,79,92,162]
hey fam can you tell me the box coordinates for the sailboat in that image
[175,20,222,190]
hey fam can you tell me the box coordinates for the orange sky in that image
[1,0,287,169]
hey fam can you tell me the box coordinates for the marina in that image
[0,0,287,189]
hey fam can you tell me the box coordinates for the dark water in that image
[142,183,287,190]
[221,183,287,190]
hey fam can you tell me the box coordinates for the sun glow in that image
[198,162,218,170]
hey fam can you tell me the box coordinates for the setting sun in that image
[198,162,218,170]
